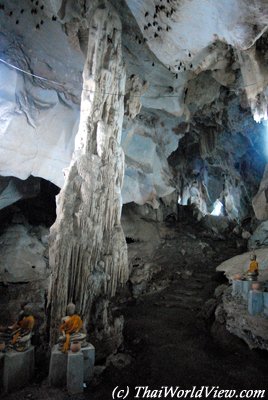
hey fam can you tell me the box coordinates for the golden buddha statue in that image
[247,253,259,281]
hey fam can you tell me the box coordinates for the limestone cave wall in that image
[1,0,268,357]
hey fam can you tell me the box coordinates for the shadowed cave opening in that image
[0,176,60,229]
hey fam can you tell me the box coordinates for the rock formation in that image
[0,218,49,348]
[216,287,268,351]
[48,1,128,344]
[0,0,268,211]
[1,0,268,365]
[252,164,268,220]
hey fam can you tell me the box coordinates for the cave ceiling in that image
[0,0,268,218]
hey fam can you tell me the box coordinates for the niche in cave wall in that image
[0,176,59,345]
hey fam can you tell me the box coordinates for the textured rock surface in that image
[48,2,128,344]
[122,109,182,206]
[248,220,268,248]
[0,218,49,349]
[237,45,268,122]
[126,0,268,121]
[90,299,125,361]
[0,0,83,187]
[252,164,268,220]
[0,0,268,212]
[221,287,268,350]
[126,0,268,66]
[0,223,48,283]
[121,199,233,298]
[0,62,79,188]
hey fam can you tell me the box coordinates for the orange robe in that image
[11,315,35,344]
[60,314,83,353]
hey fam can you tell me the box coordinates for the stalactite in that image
[48,1,128,346]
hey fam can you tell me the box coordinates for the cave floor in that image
[91,268,268,399]
[3,223,268,400]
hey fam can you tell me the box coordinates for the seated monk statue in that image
[58,303,87,353]
[0,304,35,352]
[247,254,259,280]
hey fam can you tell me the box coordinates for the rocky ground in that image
[3,215,268,400]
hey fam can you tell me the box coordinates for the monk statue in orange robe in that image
[0,304,35,352]
[58,303,87,353]
[247,254,259,280]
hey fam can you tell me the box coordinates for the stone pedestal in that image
[49,345,67,387]
[232,280,243,297]
[242,280,252,301]
[67,351,84,395]
[248,290,264,316]
[49,343,95,393]
[263,292,268,317]
[0,352,4,392]
[1,346,35,393]
[82,343,95,383]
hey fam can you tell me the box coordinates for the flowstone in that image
[48,1,128,345]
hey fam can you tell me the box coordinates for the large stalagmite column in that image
[48,2,128,345]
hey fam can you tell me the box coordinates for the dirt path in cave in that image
[90,283,268,399]
[3,225,268,400]
[88,229,268,399]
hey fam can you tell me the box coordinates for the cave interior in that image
[0,0,268,397]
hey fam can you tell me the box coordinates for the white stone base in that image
[49,343,95,393]
[1,346,35,393]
